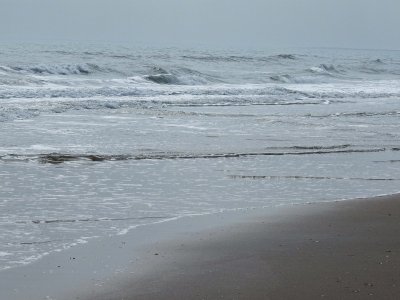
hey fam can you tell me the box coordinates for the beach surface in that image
[1,194,400,300]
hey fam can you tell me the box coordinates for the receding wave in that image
[373,159,400,164]
[310,111,400,118]
[228,175,399,181]
[15,215,171,225]
[3,81,399,101]
[0,147,387,164]
[291,144,352,150]
[1,91,399,123]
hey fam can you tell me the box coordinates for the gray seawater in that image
[1,44,400,270]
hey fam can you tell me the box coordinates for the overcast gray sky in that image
[1,0,399,49]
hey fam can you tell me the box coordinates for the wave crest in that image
[143,66,220,85]
[308,64,343,75]
[9,63,101,76]
[270,74,295,83]
[145,74,180,84]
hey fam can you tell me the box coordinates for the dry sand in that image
[1,194,400,300]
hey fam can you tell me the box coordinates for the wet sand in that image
[1,194,400,300]
[89,194,400,300]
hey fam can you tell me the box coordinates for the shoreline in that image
[1,193,400,299]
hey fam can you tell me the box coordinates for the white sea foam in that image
[29,145,59,151]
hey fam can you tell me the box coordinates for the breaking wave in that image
[145,74,181,84]
[269,74,294,83]
[7,63,102,76]
[143,66,220,85]
[1,81,400,122]
[307,64,344,76]
[1,48,400,123]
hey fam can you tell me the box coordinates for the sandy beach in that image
[2,2,400,299]
[0,193,399,300]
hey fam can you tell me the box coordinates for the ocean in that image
[0,44,399,271]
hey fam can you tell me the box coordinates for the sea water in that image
[0,44,399,270]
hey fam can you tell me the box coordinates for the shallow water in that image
[0,44,400,270]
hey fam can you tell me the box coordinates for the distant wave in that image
[39,49,298,63]
[307,64,344,76]
[2,56,399,89]
[8,63,102,75]
[270,63,347,84]
[181,53,297,63]
[274,54,297,60]
[372,58,384,64]
[269,60,400,83]
[268,74,325,84]
[357,63,400,75]
[274,85,400,100]
[145,74,181,84]
[182,55,254,62]
[269,74,294,83]
[143,66,221,85]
